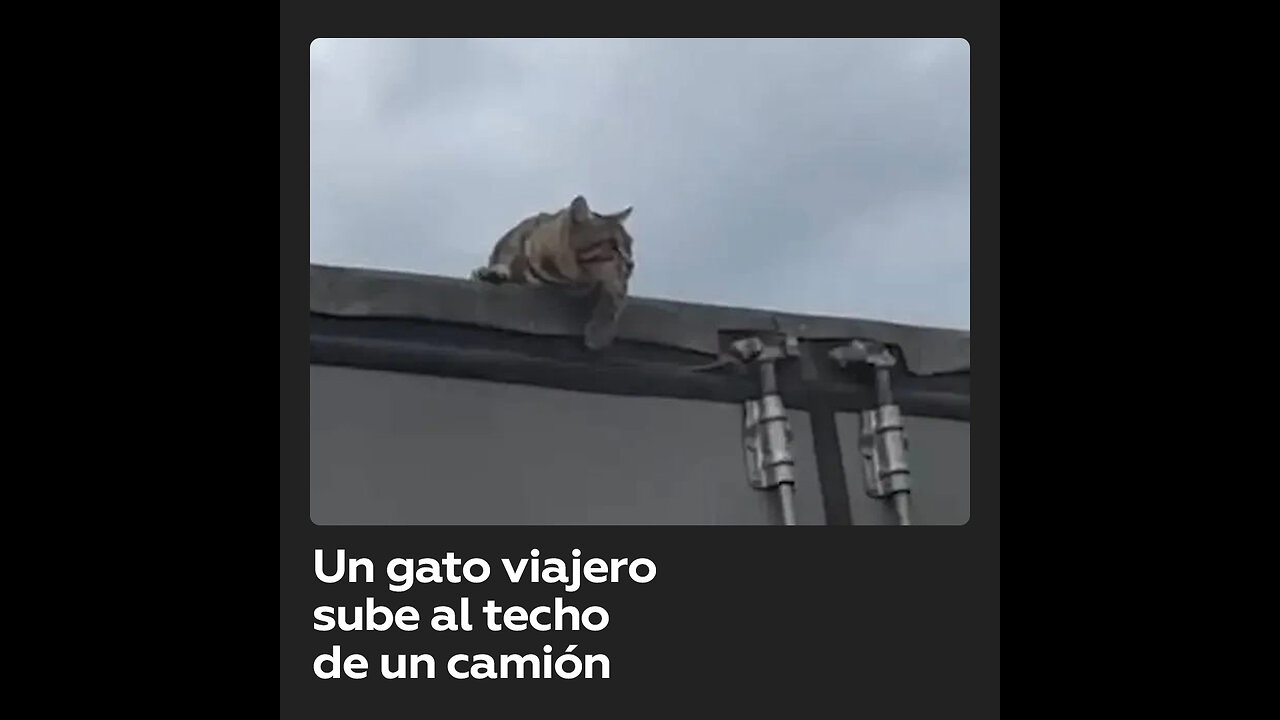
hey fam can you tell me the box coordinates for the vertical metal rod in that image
[892,492,911,526]
[875,365,911,526]
[779,484,797,526]
[831,340,915,526]
[759,359,778,395]
[875,367,894,405]
[758,359,796,526]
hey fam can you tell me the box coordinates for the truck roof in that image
[310,262,969,377]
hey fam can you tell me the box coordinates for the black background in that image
[279,9,999,717]
[77,0,1162,709]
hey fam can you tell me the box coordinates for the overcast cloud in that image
[310,38,969,330]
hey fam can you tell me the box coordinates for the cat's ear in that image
[569,195,591,223]
[602,206,632,223]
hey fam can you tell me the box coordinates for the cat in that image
[472,195,635,350]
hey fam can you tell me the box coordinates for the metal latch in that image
[830,339,913,525]
[734,334,801,525]
[858,404,910,499]
[743,392,793,490]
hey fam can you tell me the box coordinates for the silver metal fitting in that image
[830,338,914,525]
[743,393,795,490]
[858,403,911,498]
[729,334,799,364]
[735,333,801,525]
[829,338,897,370]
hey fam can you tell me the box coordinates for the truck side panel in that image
[310,365,829,525]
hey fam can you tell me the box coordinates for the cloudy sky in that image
[310,38,969,330]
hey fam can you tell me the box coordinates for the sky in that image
[310,38,970,331]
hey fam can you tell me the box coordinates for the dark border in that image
[287,27,997,719]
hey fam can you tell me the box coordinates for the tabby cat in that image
[471,195,635,350]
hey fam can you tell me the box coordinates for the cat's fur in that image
[471,195,635,349]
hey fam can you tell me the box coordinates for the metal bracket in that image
[830,338,914,525]
[743,393,794,490]
[858,404,911,499]
[734,333,801,525]
[729,334,800,365]
[829,338,898,372]
[736,333,800,490]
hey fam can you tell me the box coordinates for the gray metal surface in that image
[310,364,828,525]
[835,413,970,525]
[311,263,970,376]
